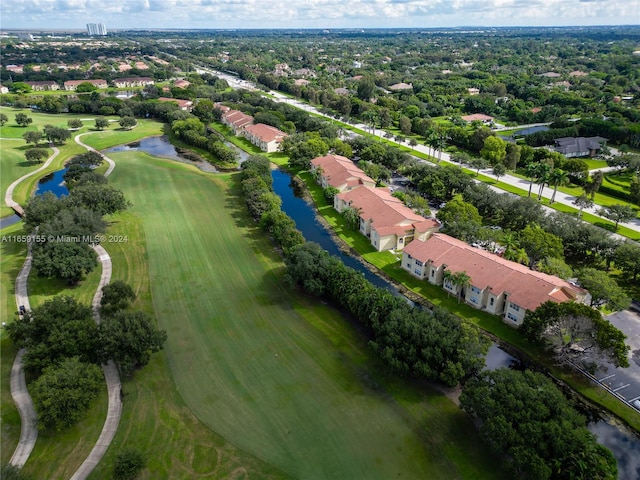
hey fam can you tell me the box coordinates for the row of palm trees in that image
[524,162,569,204]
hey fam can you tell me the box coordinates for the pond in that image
[498,125,549,141]
[105,136,183,159]
[35,167,69,197]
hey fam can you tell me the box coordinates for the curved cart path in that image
[4,145,60,216]
[70,245,122,480]
[7,134,123,477]
[9,238,38,468]
[74,133,116,177]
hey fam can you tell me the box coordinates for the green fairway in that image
[107,150,501,479]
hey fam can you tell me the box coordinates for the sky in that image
[1,0,638,31]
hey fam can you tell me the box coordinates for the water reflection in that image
[35,168,69,197]
[590,420,640,480]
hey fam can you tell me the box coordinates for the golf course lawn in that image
[105,149,501,479]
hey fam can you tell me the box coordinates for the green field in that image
[102,150,501,479]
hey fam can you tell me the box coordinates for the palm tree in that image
[535,163,552,201]
[504,247,529,265]
[443,270,471,303]
[525,163,538,197]
[573,194,594,219]
[548,168,569,204]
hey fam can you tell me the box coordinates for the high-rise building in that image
[86,23,107,36]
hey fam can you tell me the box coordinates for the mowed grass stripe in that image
[109,151,471,479]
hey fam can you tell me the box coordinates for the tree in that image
[67,118,83,130]
[69,184,130,216]
[25,147,49,164]
[22,130,42,146]
[548,168,569,204]
[6,295,101,371]
[537,256,573,279]
[525,163,538,197]
[32,241,98,284]
[584,170,603,199]
[100,280,137,316]
[323,186,340,202]
[119,116,137,130]
[614,241,640,281]
[31,357,103,431]
[504,142,521,170]
[577,267,631,311]
[15,113,33,127]
[100,311,166,376]
[521,301,629,369]
[517,224,563,267]
[436,194,482,226]
[460,368,618,480]
[492,163,507,182]
[630,175,640,205]
[113,448,146,480]
[469,156,488,176]
[94,117,109,130]
[342,206,361,231]
[443,270,471,303]
[75,82,98,93]
[573,194,593,218]
[597,204,636,231]
[0,113,8,126]
[10,82,32,93]
[480,136,506,165]
[398,116,412,136]
[42,124,71,144]
[534,162,551,200]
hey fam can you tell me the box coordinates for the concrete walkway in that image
[9,238,38,468]
[70,245,122,480]
[4,145,60,216]
[74,133,116,177]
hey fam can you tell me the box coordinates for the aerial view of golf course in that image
[1,107,502,479]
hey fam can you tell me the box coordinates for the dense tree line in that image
[460,368,617,480]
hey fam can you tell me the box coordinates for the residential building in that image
[25,81,60,91]
[63,79,108,91]
[402,233,588,326]
[335,186,439,252]
[0,85,9,94]
[158,97,193,111]
[242,123,288,153]
[310,154,376,192]
[553,137,608,158]
[113,77,155,88]
[221,109,254,135]
[174,79,192,89]
[461,113,494,124]
[87,23,107,36]
[388,82,413,91]
[467,87,480,95]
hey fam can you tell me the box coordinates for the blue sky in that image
[1,0,637,30]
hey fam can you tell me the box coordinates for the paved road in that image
[200,74,640,236]
[70,245,122,480]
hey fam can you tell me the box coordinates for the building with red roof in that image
[402,233,589,326]
[63,79,108,91]
[158,97,193,111]
[242,123,288,153]
[221,109,254,135]
[335,186,439,252]
[460,113,494,124]
[310,154,376,192]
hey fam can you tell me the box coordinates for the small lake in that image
[498,125,549,141]
[0,214,22,229]
[105,136,183,159]
[35,167,69,197]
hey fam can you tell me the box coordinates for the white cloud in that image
[1,0,636,29]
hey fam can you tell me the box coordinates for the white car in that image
[633,399,640,411]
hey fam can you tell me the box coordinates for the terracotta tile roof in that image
[413,219,440,232]
[214,103,231,113]
[158,97,193,109]
[311,154,375,190]
[222,110,254,129]
[337,186,424,231]
[403,233,584,311]
[243,123,287,143]
[461,113,494,122]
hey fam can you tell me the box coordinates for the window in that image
[415,269,422,276]
[489,297,494,306]
[430,270,435,278]
[407,263,412,269]
[470,297,478,305]
[471,286,481,294]
[399,238,404,244]
[415,260,423,267]
[443,279,453,290]
[507,312,519,322]
[407,254,413,260]
[510,303,521,312]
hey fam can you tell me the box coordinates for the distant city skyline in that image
[1,0,638,31]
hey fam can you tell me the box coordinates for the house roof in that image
[461,113,494,122]
[243,123,287,143]
[337,186,425,233]
[64,79,107,86]
[113,77,154,83]
[403,233,584,311]
[222,109,254,129]
[158,97,193,108]
[311,154,375,189]
[26,81,58,86]
[389,82,413,91]
[174,79,192,88]
[214,103,231,113]
[554,137,608,155]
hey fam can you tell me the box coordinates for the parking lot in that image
[590,309,640,411]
